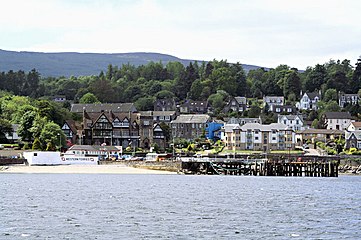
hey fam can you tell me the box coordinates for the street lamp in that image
[57,133,61,151]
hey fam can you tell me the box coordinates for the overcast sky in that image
[1,0,360,69]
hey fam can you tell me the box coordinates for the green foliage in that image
[135,96,155,111]
[32,138,42,150]
[17,110,37,142]
[39,122,66,149]
[207,91,228,114]
[79,92,100,104]
[323,88,338,102]
[151,143,160,153]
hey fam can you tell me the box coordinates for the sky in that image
[0,0,360,69]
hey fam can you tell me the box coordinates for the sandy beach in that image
[0,164,176,174]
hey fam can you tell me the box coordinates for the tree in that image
[32,138,42,150]
[210,67,237,96]
[89,75,115,103]
[325,101,341,112]
[79,93,100,104]
[349,58,361,93]
[0,118,12,143]
[155,90,175,99]
[283,70,301,100]
[248,105,261,118]
[188,79,203,100]
[323,89,338,102]
[17,110,37,142]
[39,122,66,150]
[175,62,199,99]
[304,64,327,92]
[30,115,48,139]
[135,96,155,111]
[208,92,227,114]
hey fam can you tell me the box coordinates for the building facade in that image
[277,115,305,131]
[171,114,211,140]
[263,96,284,111]
[223,123,295,152]
[154,98,176,111]
[345,122,361,149]
[323,112,352,131]
[339,93,359,108]
[298,92,320,110]
[223,96,247,113]
[180,100,209,114]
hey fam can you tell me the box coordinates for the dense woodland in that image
[0,57,361,148]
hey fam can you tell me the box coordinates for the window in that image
[255,136,259,140]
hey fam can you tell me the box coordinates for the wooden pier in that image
[181,157,339,177]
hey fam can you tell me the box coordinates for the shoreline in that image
[0,164,176,175]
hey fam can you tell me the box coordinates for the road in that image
[304,148,321,156]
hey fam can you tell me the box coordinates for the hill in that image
[0,49,265,77]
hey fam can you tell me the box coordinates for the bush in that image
[349,147,357,153]
[326,147,336,155]
[351,150,361,155]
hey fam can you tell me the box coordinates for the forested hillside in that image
[0,57,361,148]
[0,49,263,77]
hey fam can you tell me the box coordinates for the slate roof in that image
[64,119,81,133]
[71,103,137,113]
[299,128,343,135]
[171,114,210,124]
[82,112,139,129]
[223,124,241,133]
[305,92,320,100]
[139,111,176,117]
[68,145,120,151]
[234,97,247,104]
[278,115,304,122]
[324,112,351,119]
[240,123,289,131]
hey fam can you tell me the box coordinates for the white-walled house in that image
[223,122,295,152]
[277,115,305,131]
[298,92,320,110]
[263,96,284,111]
[324,112,353,131]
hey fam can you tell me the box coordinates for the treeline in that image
[1,58,361,112]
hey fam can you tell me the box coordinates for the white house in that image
[263,96,284,111]
[324,112,353,131]
[277,115,305,131]
[223,122,295,152]
[298,92,320,110]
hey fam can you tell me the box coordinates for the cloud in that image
[1,0,361,69]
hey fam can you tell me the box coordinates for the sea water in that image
[0,174,360,239]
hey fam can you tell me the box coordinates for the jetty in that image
[181,155,340,177]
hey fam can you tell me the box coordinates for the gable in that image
[96,114,110,123]
[62,123,70,130]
